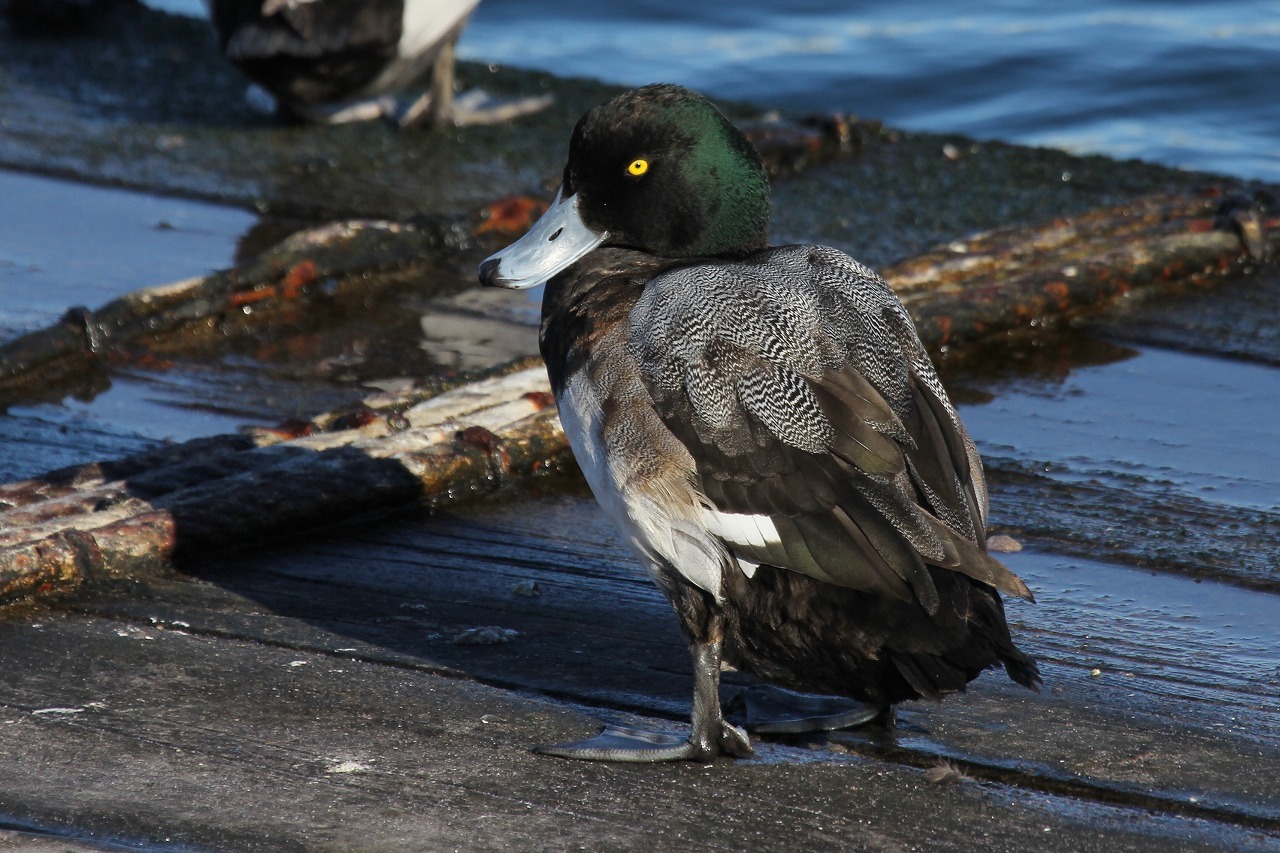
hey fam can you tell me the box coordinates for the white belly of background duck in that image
[480,83,1039,762]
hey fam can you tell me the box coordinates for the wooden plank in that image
[2,563,1275,852]
[48,493,1280,837]
[0,366,571,602]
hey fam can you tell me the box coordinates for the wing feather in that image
[631,245,1033,607]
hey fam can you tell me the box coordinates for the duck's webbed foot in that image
[402,87,553,128]
[736,685,892,734]
[397,38,553,128]
[536,720,751,763]
[536,637,752,763]
[265,89,397,125]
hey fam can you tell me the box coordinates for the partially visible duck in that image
[479,84,1040,762]
[208,0,550,126]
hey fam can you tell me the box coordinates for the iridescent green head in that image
[479,84,770,290]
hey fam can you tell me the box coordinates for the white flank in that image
[400,0,482,58]
[558,371,727,599]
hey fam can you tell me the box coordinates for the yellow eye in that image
[627,158,649,177]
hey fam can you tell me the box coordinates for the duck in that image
[207,0,550,126]
[478,83,1040,762]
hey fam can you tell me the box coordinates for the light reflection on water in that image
[960,345,1280,512]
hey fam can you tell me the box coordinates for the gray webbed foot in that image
[536,721,752,763]
[735,685,892,734]
[537,632,753,763]
[400,88,554,128]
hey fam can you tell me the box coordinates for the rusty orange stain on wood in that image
[458,425,513,472]
[1011,301,1038,321]
[281,260,318,299]
[474,196,547,236]
[264,418,314,439]
[228,286,276,307]
[458,425,500,454]
[936,315,953,346]
[333,407,379,430]
[1043,281,1071,309]
[522,391,555,410]
[228,260,317,306]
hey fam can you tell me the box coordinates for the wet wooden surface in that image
[2,6,1278,850]
[6,270,1279,850]
[0,481,1275,852]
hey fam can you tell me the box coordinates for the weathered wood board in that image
[0,489,1275,851]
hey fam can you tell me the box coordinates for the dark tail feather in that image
[969,579,1042,691]
[1002,648,1042,692]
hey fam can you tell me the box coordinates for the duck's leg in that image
[397,38,455,127]
[536,633,753,763]
[400,35,553,127]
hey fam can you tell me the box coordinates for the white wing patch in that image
[702,508,794,578]
[701,508,781,552]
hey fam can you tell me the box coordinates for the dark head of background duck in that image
[479,84,770,290]
[566,84,770,259]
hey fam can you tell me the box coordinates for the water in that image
[0,170,256,342]
[145,1,1279,183]
[959,345,1280,512]
[0,170,261,465]
[1001,547,1280,738]
[459,0,1280,183]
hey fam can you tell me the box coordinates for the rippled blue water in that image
[149,1,1278,181]
[458,0,1280,183]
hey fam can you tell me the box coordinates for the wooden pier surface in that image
[1,7,1278,850]
[0,483,1275,851]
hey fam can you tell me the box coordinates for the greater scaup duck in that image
[208,0,550,126]
[479,84,1040,762]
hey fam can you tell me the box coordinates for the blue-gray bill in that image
[477,188,607,290]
